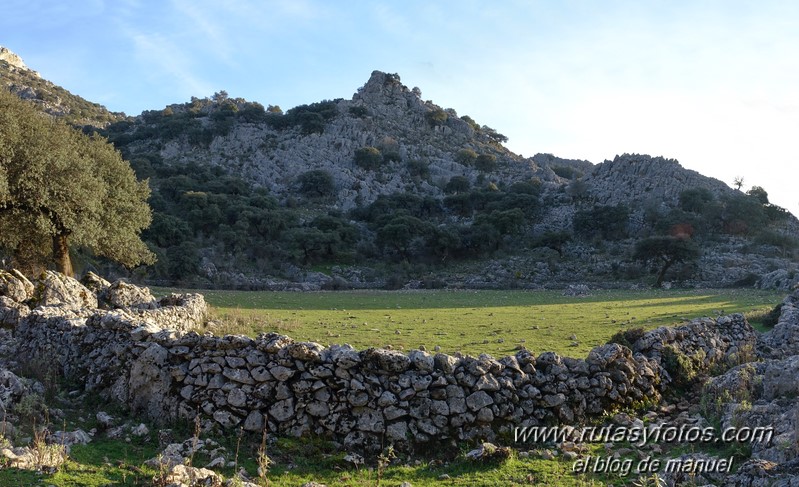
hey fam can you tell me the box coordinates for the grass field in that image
[2,287,785,486]
[167,288,786,358]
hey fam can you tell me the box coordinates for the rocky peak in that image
[351,70,428,118]
[0,46,37,76]
[583,153,733,207]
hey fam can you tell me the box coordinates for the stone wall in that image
[2,272,757,453]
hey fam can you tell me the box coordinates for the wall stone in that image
[5,275,756,453]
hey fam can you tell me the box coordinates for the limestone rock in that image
[105,280,158,310]
[80,272,111,297]
[0,296,29,327]
[0,269,34,302]
[128,343,173,419]
[363,348,410,373]
[165,464,221,486]
[33,271,98,309]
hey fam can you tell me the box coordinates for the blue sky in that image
[3,0,798,215]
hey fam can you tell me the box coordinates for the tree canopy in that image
[633,236,700,287]
[0,89,154,275]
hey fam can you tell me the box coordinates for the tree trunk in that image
[656,259,674,288]
[52,233,74,277]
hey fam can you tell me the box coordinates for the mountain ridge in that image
[2,46,797,290]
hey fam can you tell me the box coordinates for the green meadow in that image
[177,288,785,358]
[2,287,787,486]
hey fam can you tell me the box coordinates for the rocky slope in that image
[0,46,126,128]
[2,46,798,289]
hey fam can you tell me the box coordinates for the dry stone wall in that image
[1,271,757,454]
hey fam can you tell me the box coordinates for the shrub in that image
[425,108,448,127]
[354,147,383,170]
[455,148,478,166]
[552,165,581,180]
[747,303,783,328]
[662,345,704,390]
[349,106,368,118]
[297,170,336,198]
[406,159,430,179]
[573,204,630,240]
[444,176,471,194]
[475,154,497,172]
[608,327,647,349]
[679,187,715,213]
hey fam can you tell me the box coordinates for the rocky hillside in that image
[0,46,126,129]
[2,47,798,289]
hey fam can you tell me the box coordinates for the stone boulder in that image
[128,343,173,420]
[0,368,31,414]
[758,289,799,358]
[80,271,111,297]
[0,269,34,303]
[33,271,97,309]
[105,280,158,310]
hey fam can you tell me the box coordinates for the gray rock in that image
[105,280,158,310]
[128,343,172,419]
[466,391,494,411]
[268,365,295,382]
[243,411,264,431]
[269,399,294,422]
[34,271,98,309]
[227,388,247,408]
[0,269,33,302]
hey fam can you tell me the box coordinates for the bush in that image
[662,345,704,390]
[349,106,368,118]
[455,148,478,166]
[406,159,430,179]
[475,154,497,172]
[573,204,630,240]
[679,187,715,213]
[297,170,336,198]
[425,108,448,127]
[552,165,581,180]
[608,327,647,349]
[749,303,783,328]
[444,176,471,194]
[354,147,383,170]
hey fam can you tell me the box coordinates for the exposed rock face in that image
[0,46,34,73]
[0,296,29,328]
[583,153,734,208]
[131,70,551,212]
[0,368,31,415]
[757,268,799,291]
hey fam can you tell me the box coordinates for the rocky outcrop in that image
[128,70,551,212]
[0,46,34,73]
[0,269,34,303]
[583,153,734,208]
[33,271,98,309]
[756,268,799,291]
[697,288,799,486]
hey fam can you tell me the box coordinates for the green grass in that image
[2,287,785,486]
[158,288,784,358]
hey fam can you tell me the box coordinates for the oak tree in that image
[0,89,155,275]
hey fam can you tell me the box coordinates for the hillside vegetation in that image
[1,47,797,290]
